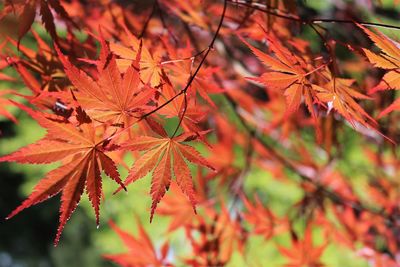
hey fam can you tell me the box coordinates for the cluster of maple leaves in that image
[1,0,400,266]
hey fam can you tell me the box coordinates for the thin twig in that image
[227,0,400,30]
[169,0,228,137]
[138,0,158,39]
[108,0,228,141]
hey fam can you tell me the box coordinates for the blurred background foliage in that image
[0,0,400,266]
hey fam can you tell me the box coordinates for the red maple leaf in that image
[104,220,172,267]
[56,39,155,126]
[360,24,400,117]
[278,224,326,267]
[0,103,125,245]
[119,129,214,222]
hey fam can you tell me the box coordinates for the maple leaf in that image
[104,220,172,267]
[184,203,246,266]
[110,29,164,87]
[278,224,326,267]
[6,33,92,113]
[56,40,155,126]
[7,45,69,112]
[119,130,214,222]
[0,103,125,245]
[332,206,377,246]
[212,204,247,264]
[311,71,377,129]
[156,182,200,232]
[360,25,400,117]
[6,43,51,96]
[15,0,37,45]
[242,34,320,118]
[161,0,209,29]
[242,195,288,240]
[3,0,76,45]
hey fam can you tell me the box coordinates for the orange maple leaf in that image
[110,30,163,87]
[119,130,214,222]
[0,103,125,245]
[161,0,209,30]
[56,40,155,126]
[185,203,246,266]
[157,182,202,232]
[242,195,288,240]
[242,34,321,118]
[278,224,326,267]
[3,0,76,44]
[312,71,377,129]
[104,220,172,267]
[360,25,400,117]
